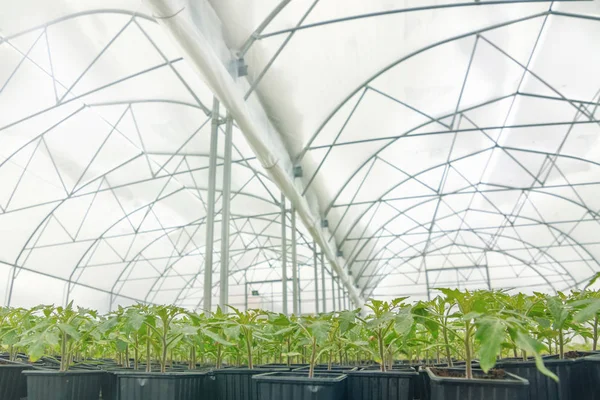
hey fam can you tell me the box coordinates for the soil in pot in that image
[252,371,347,400]
[346,368,418,400]
[425,367,529,400]
[24,369,105,400]
[0,363,33,400]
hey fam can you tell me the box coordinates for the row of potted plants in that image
[1,274,599,400]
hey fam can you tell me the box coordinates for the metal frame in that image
[1,3,599,311]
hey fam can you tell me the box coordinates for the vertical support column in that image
[321,253,327,313]
[244,282,248,311]
[291,207,298,315]
[337,278,342,310]
[281,195,288,315]
[203,97,219,312]
[423,255,431,301]
[313,243,319,314]
[219,112,233,309]
[343,290,347,310]
[484,251,492,290]
[331,271,336,312]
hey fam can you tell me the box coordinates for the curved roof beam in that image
[348,203,586,285]
[259,1,567,39]
[363,243,569,297]
[355,208,599,292]
[330,148,600,259]
[297,10,600,164]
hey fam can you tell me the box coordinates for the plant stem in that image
[443,326,453,367]
[309,337,317,379]
[60,331,68,372]
[559,329,564,360]
[593,315,598,352]
[146,325,151,373]
[464,322,473,380]
[287,337,291,367]
[378,329,385,372]
[134,334,139,370]
[216,344,222,369]
[245,333,253,369]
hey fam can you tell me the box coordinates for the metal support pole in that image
[244,282,248,311]
[203,97,219,312]
[219,112,233,309]
[313,243,319,314]
[281,195,288,315]
[321,253,327,313]
[331,271,336,312]
[337,278,342,310]
[291,207,298,315]
[343,290,347,310]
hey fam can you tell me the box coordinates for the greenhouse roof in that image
[1,0,600,313]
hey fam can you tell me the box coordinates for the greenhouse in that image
[1,0,600,400]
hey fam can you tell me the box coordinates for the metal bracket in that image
[293,165,303,177]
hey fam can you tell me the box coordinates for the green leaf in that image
[514,331,558,383]
[224,325,241,339]
[27,340,46,362]
[115,339,128,353]
[58,323,81,340]
[394,308,414,336]
[574,299,600,323]
[202,329,234,346]
[308,319,331,344]
[124,310,146,332]
[475,318,505,373]
[584,272,600,290]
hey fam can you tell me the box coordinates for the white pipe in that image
[144,0,365,310]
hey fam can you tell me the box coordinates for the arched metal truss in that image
[1,0,599,313]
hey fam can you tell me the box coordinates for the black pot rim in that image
[212,367,287,375]
[23,369,106,376]
[347,368,418,377]
[252,371,347,384]
[113,371,208,377]
[0,364,32,369]
[425,367,529,386]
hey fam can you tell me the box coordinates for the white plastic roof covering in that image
[1,0,600,312]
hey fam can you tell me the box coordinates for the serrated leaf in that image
[58,323,81,340]
[115,339,128,352]
[475,318,505,373]
[514,331,558,382]
[574,299,600,323]
[224,325,241,339]
[202,329,234,346]
[394,308,414,336]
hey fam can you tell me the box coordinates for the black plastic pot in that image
[416,367,429,400]
[0,364,33,400]
[346,368,417,400]
[23,369,105,400]
[584,354,600,400]
[213,367,287,400]
[425,367,529,400]
[253,371,347,400]
[115,371,208,400]
[495,353,593,400]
